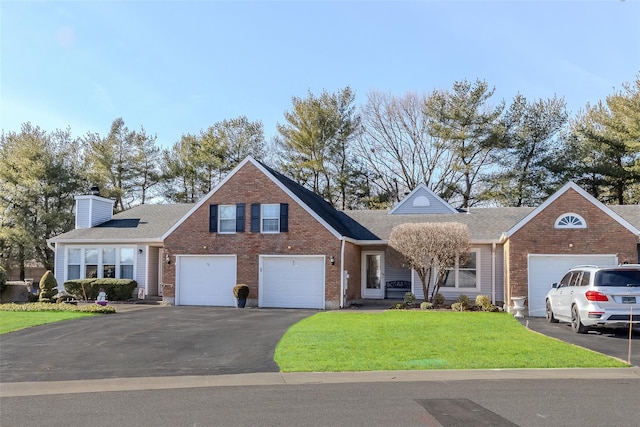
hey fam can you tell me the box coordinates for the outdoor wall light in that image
[568,243,574,248]
[165,255,171,264]
[138,249,143,254]
[330,255,335,265]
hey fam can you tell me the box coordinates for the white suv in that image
[545,264,640,333]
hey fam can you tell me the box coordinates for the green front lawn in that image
[274,311,629,371]
[0,311,98,334]
[0,302,115,334]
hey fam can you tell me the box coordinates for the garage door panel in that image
[528,254,617,317]
[178,255,236,306]
[261,256,324,309]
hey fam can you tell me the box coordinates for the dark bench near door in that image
[385,280,411,299]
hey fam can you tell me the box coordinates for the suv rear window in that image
[594,270,640,287]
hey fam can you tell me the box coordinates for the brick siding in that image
[162,161,344,307]
[506,188,638,301]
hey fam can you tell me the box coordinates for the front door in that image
[362,252,385,299]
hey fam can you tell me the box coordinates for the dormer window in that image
[555,213,586,229]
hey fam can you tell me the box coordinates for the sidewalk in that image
[2,367,639,398]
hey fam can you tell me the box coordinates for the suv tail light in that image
[585,290,609,302]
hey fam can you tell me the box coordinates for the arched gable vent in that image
[412,195,431,207]
[555,213,586,229]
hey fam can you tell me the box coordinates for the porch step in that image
[133,296,163,305]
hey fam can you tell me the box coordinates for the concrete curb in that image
[2,367,639,398]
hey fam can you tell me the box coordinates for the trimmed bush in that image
[38,270,58,302]
[390,302,406,310]
[451,302,466,311]
[63,278,137,301]
[475,294,491,309]
[403,292,416,305]
[433,293,446,306]
[420,301,434,310]
[456,294,469,305]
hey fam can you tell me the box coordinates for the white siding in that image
[390,187,457,215]
[74,195,113,229]
[89,198,114,227]
[135,246,146,295]
[409,245,502,304]
[384,266,411,284]
[74,199,91,229]
[54,244,65,291]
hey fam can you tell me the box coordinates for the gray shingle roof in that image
[259,161,380,240]
[346,204,640,242]
[345,207,534,242]
[49,203,194,242]
[609,205,640,230]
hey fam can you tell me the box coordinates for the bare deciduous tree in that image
[357,90,456,204]
[388,222,470,302]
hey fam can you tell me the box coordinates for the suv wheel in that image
[545,300,559,323]
[571,305,588,334]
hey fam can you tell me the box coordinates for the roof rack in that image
[570,265,600,269]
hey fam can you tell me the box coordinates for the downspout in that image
[491,242,496,305]
[339,236,346,308]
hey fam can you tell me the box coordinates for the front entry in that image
[361,252,385,299]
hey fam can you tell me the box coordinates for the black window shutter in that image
[236,203,245,232]
[280,203,289,232]
[250,203,260,232]
[209,204,218,232]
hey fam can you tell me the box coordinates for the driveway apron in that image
[0,306,314,383]
[523,317,640,366]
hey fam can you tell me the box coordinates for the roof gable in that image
[163,156,379,241]
[504,181,640,238]
[388,183,458,215]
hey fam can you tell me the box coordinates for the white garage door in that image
[177,255,236,306]
[527,254,618,317]
[260,256,325,309]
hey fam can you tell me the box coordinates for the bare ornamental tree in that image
[388,222,470,302]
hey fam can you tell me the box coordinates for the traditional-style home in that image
[48,157,640,316]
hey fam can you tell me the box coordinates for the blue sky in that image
[2,1,639,148]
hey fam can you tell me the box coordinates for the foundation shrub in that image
[63,279,137,301]
[404,292,416,305]
[420,301,434,310]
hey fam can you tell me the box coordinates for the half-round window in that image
[412,195,431,207]
[555,213,586,229]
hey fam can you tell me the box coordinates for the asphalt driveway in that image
[0,306,314,383]
[523,316,640,366]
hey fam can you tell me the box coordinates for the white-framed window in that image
[85,248,98,279]
[261,204,280,233]
[555,213,586,229]
[65,246,136,281]
[218,205,237,233]
[103,248,116,278]
[67,248,81,280]
[442,250,479,289]
[119,248,135,279]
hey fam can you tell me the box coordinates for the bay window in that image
[65,246,137,281]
